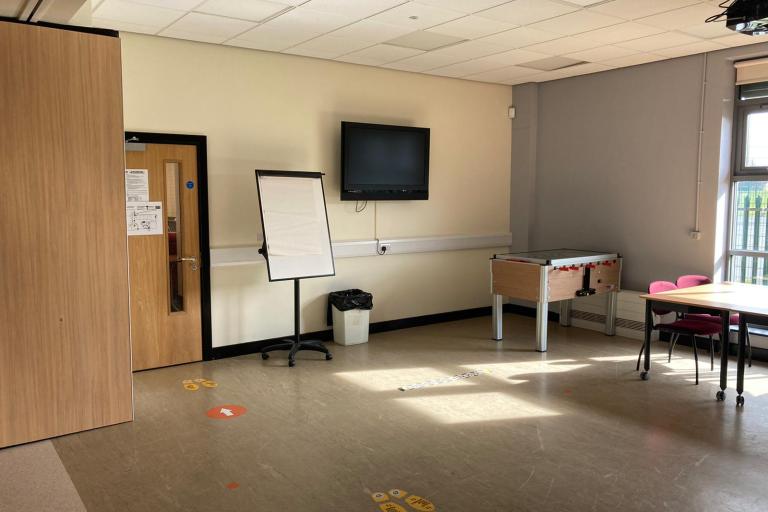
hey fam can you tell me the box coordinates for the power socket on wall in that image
[690,230,702,240]
[378,242,391,255]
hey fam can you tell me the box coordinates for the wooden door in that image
[0,22,132,448]
[126,144,203,371]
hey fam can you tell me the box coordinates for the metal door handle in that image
[178,256,198,271]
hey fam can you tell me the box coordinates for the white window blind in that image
[736,57,768,85]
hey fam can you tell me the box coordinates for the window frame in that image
[728,91,768,283]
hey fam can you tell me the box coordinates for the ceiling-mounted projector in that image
[706,0,768,35]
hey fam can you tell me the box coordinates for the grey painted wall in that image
[513,41,768,292]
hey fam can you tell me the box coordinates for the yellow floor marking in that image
[371,492,389,503]
[379,503,407,512]
[201,380,218,388]
[389,489,408,499]
[404,495,435,511]
[183,383,199,391]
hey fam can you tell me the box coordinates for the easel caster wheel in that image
[325,354,333,361]
[737,395,745,407]
[288,360,296,367]
[716,390,726,401]
[640,372,649,381]
[261,353,269,360]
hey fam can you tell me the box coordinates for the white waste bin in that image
[332,306,370,346]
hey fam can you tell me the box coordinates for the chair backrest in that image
[676,275,712,289]
[649,281,677,316]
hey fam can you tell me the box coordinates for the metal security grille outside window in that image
[729,77,768,285]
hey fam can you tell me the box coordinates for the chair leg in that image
[709,335,714,372]
[692,335,699,385]
[668,333,680,362]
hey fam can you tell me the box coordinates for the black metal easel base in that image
[260,339,332,367]
[259,278,333,367]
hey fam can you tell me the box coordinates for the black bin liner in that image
[327,289,373,325]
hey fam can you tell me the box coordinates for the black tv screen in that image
[341,121,429,200]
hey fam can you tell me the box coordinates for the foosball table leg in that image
[605,290,618,336]
[492,293,503,341]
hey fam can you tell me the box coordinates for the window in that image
[729,85,768,285]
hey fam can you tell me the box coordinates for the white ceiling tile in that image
[382,51,467,71]
[288,34,374,58]
[195,0,290,23]
[303,0,406,19]
[518,55,585,71]
[545,61,613,79]
[472,48,550,67]
[522,36,601,55]
[653,40,726,58]
[680,22,739,40]
[125,0,206,10]
[565,44,638,62]
[637,3,721,31]
[428,39,507,59]
[428,59,507,78]
[464,65,540,83]
[283,46,340,59]
[248,7,359,43]
[601,52,666,68]
[427,15,516,40]
[369,2,464,29]
[336,44,424,65]
[528,10,624,36]
[93,0,186,29]
[712,34,768,48]
[91,17,161,34]
[160,13,255,43]
[589,0,701,21]
[330,20,413,43]
[480,26,560,49]
[617,31,701,52]
[0,0,24,17]
[559,0,606,5]
[571,22,665,45]
[387,31,466,51]
[226,32,298,51]
[413,0,509,14]
[476,0,578,26]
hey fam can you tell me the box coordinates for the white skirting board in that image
[210,233,514,267]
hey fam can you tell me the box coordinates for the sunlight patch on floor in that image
[465,359,590,381]
[393,392,561,424]
[334,367,478,392]
[589,354,670,363]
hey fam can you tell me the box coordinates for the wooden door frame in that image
[124,131,213,361]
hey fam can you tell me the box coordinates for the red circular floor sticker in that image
[206,404,247,419]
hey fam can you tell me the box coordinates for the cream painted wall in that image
[120,34,512,347]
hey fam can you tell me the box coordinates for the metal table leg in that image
[716,311,730,401]
[641,300,652,380]
[736,317,747,407]
[605,290,618,336]
[559,300,572,327]
[536,300,548,352]
[492,293,503,341]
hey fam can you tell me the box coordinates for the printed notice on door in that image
[127,202,163,236]
[125,169,149,202]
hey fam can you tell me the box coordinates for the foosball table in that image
[490,249,623,352]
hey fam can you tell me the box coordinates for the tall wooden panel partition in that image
[0,21,132,448]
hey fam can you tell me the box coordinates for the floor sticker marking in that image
[398,369,491,391]
[371,489,436,511]
[182,378,217,391]
[206,405,247,419]
[225,482,240,490]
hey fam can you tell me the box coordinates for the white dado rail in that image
[210,233,513,267]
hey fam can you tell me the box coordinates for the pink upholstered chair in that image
[637,281,722,384]
[676,275,751,367]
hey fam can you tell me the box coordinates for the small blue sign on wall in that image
[186,180,195,189]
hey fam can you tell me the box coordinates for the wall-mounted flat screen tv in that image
[341,121,430,200]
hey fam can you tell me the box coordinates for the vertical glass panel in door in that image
[731,180,768,285]
[745,112,768,167]
[166,161,184,312]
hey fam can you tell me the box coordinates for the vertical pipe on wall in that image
[694,53,709,235]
